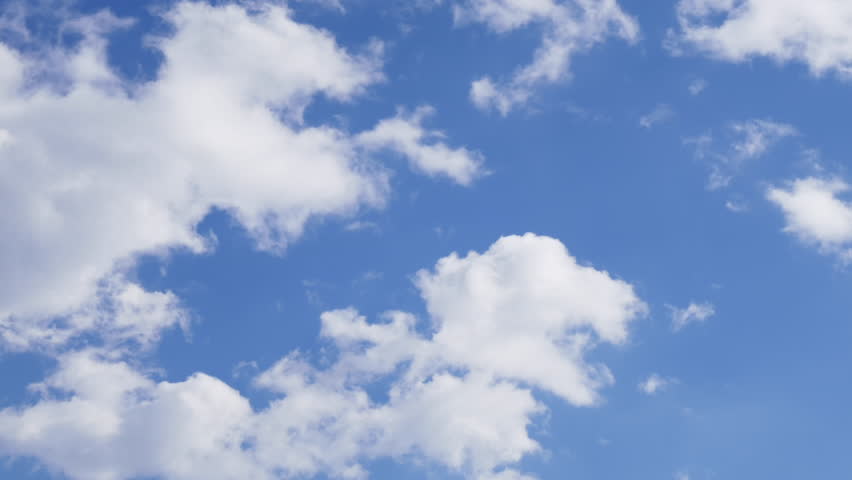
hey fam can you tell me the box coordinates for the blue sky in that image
[1,1,852,479]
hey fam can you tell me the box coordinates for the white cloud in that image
[356,106,485,185]
[668,302,715,331]
[344,220,380,232]
[295,0,346,12]
[0,350,267,480]
[457,0,639,115]
[231,360,259,379]
[454,0,558,33]
[373,373,544,476]
[725,199,748,213]
[669,0,852,78]
[0,277,188,353]
[0,1,380,330]
[730,119,797,159]
[688,78,707,95]
[0,2,483,350]
[415,233,648,405]
[768,177,852,260]
[639,104,675,129]
[684,119,796,190]
[638,373,674,395]
[0,349,543,480]
[0,234,646,480]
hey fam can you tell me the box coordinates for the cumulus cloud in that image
[669,0,852,78]
[0,350,266,480]
[456,0,639,115]
[356,106,485,185]
[415,233,647,405]
[638,373,674,395]
[768,177,852,260]
[0,234,646,480]
[0,277,188,353]
[668,302,715,331]
[0,1,482,350]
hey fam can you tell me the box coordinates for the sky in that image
[1,1,851,479]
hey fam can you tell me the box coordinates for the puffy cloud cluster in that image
[0,1,482,350]
[768,177,852,261]
[1,279,189,353]
[670,0,852,78]
[416,233,646,404]
[0,234,646,479]
[0,351,265,480]
[0,2,646,479]
[454,0,639,115]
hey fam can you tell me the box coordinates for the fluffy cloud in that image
[356,106,485,185]
[0,350,266,480]
[669,0,852,78]
[638,373,674,395]
[0,234,646,480]
[0,279,189,353]
[668,302,715,331]
[415,233,647,405]
[0,1,482,350]
[768,177,852,260]
[456,0,639,115]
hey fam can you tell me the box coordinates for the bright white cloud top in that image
[670,0,852,77]
[415,233,647,405]
[0,234,645,480]
[769,177,852,261]
[357,106,485,185]
[0,2,482,350]
[456,0,639,115]
[2,0,852,479]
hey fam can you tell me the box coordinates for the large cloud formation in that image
[0,1,483,349]
[0,3,645,479]
[670,0,852,78]
[0,234,646,480]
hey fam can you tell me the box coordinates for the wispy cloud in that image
[668,302,715,332]
[639,104,675,129]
